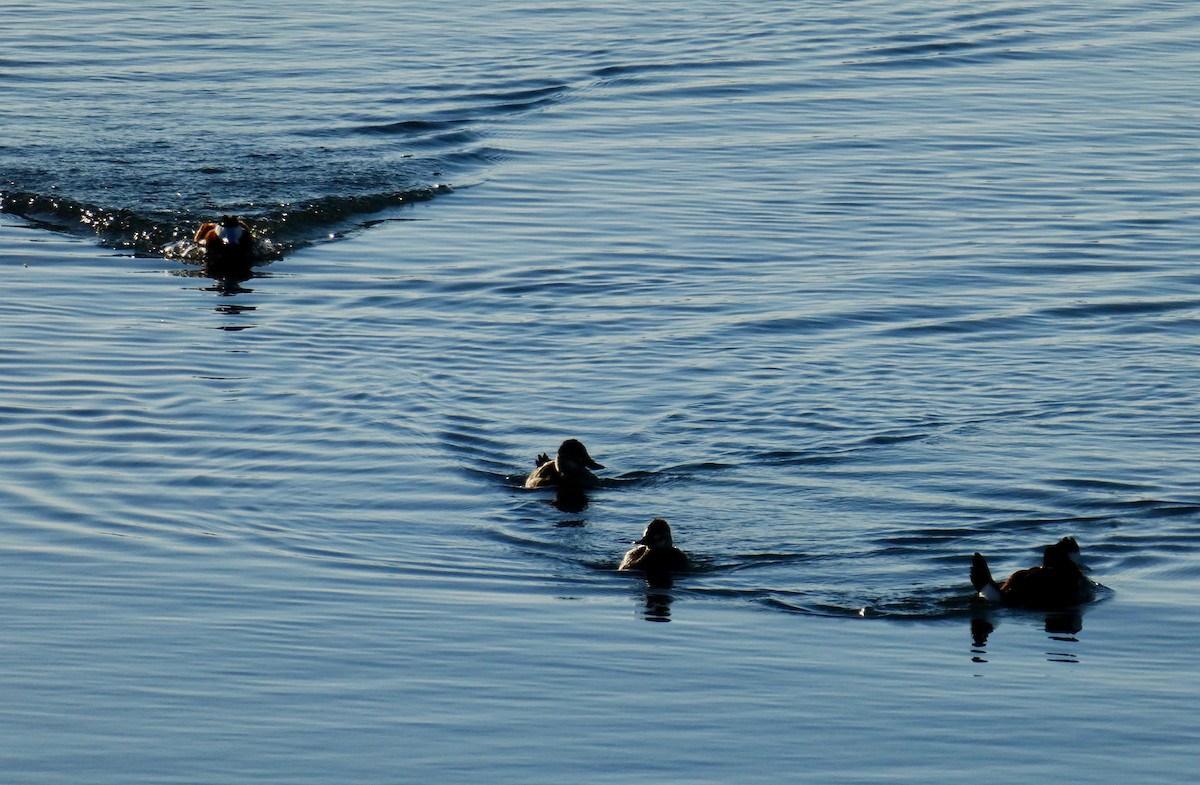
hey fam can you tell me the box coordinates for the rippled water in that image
[3,1,1200,782]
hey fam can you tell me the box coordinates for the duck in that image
[524,439,604,490]
[194,215,255,262]
[971,536,1096,610]
[619,518,690,577]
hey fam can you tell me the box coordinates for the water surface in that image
[3,1,1200,782]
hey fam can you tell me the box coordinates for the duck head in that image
[635,518,675,549]
[215,215,246,246]
[1043,536,1082,569]
[556,439,604,472]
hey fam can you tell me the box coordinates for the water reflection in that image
[200,276,259,330]
[970,617,993,662]
[639,586,675,622]
[168,261,266,329]
[969,610,1085,664]
[1045,611,1083,637]
[204,271,255,294]
[623,565,682,622]
[551,488,590,514]
[212,301,258,331]
[1043,612,1083,664]
[171,263,260,290]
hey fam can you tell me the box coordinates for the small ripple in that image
[1038,298,1200,320]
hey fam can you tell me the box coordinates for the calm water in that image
[3,1,1200,782]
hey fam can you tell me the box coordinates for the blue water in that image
[3,1,1200,782]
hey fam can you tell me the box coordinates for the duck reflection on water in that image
[639,588,674,622]
[970,610,1085,665]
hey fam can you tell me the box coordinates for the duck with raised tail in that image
[971,536,1096,609]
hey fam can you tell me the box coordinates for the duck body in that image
[194,215,256,264]
[971,536,1095,610]
[620,518,690,576]
[524,439,604,490]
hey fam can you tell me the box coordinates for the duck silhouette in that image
[971,536,1096,610]
[619,518,690,581]
[524,439,605,490]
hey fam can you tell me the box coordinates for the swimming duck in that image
[971,536,1095,609]
[194,215,255,261]
[524,439,604,490]
[619,518,690,576]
